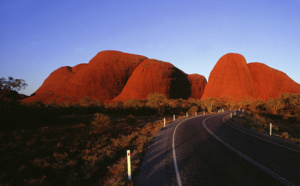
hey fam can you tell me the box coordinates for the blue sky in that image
[1,0,300,95]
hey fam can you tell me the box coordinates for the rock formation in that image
[201,53,255,100]
[23,50,147,103]
[188,74,207,99]
[248,62,300,100]
[113,59,192,101]
[23,50,206,103]
[201,53,300,101]
[23,50,299,103]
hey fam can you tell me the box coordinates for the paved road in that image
[135,112,300,186]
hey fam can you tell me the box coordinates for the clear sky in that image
[1,0,300,96]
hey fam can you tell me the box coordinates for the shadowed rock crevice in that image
[169,70,191,99]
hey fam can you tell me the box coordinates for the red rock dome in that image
[113,59,192,101]
[248,62,300,100]
[188,74,207,99]
[23,50,147,103]
[201,53,255,100]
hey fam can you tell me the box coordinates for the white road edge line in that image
[203,115,295,186]
[172,115,204,186]
[222,115,300,153]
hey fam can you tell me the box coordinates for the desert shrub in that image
[278,93,300,116]
[265,98,284,114]
[46,99,57,106]
[125,115,137,128]
[94,99,104,108]
[105,102,123,113]
[202,97,217,113]
[146,94,168,115]
[80,97,93,107]
[280,132,289,140]
[188,106,198,115]
[247,99,265,113]
[91,113,111,133]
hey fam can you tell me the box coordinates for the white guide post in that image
[270,123,272,136]
[173,114,175,121]
[195,111,197,116]
[186,112,188,118]
[230,113,232,119]
[127,150,131,181]
[203,111,205,115]
[164,118,166,127]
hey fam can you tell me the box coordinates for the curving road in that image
[135,112,300,186]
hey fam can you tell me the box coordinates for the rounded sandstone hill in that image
[113,59,192,101]
[23,50,147,103]
[248,62,300,100]
[201,53,255,100]
[188,74,207,99]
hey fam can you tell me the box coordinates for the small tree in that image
[0,77,27,112]
[266,98,284,114]
[202,97,217,113]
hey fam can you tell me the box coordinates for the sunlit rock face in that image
[23,50,206,103]
[201,53,255,100]
[201,53,300,101]
[22,50,299,103]
[23,50,147,103]
[248,62,300,100]
[113,59,200,101]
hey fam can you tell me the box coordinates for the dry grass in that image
[0,114,169,185]
[233,113,300,143]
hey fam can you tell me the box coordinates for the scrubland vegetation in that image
[232,93,300,143]
[0,83,207,185]
[1,77,299,185]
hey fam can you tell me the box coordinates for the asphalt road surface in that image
[135,112,300,186]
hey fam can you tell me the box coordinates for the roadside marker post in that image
[186,112,188,118]
[164,118,166,127]
[173,114,175,121]
[234,111,236,115]
[203,111,205,115]
[127,150,131,181]
[230,113,232,119]
[195,112,197,116]
[270,123,272,136]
